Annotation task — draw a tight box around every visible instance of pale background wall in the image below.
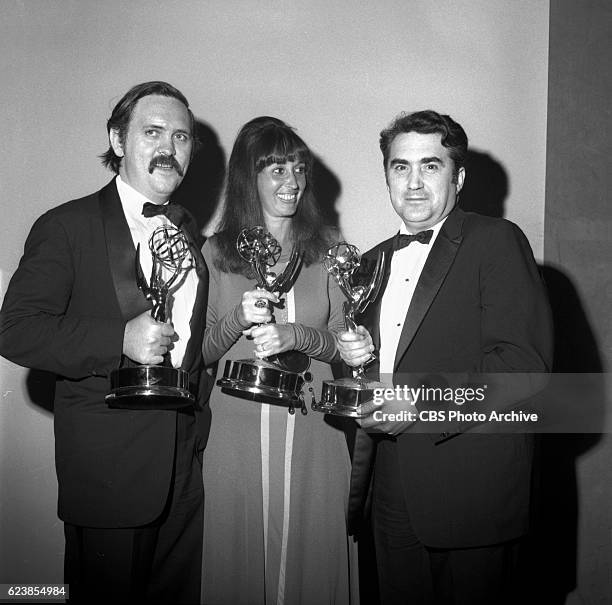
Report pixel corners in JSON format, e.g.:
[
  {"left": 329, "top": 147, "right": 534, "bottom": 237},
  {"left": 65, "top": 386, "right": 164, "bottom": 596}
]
[{"left": 1, "top": 0, "right": 550, "bottom": 592}]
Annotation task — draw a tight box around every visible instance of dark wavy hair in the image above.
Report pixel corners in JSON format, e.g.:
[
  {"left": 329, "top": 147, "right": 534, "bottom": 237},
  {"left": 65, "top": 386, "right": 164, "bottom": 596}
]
[
  {"left": 212, "top": 116, "right": 333, "bottom": 276},
  {"left": 379, "top": 110, "right": 468, "bottom": 182},
  {"left": 99, "top": 81, "right": 196, "bottom": 174}
]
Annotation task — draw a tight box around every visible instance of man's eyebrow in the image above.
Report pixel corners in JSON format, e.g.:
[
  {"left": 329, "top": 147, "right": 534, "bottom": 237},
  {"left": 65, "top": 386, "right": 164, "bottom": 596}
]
[
  {"left": 420, "top": 156, "right": 444, "bottom": 165},
  {"left": 389, "top": 156, "right": 445, "bottom": 166}
]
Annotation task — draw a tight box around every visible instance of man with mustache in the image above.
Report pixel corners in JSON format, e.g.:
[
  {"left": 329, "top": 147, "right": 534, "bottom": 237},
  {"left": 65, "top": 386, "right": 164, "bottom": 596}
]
[
  {"left": 336, "top": 110, "right": 553, "bottom": 604},
  {"left": 0, "top": 81, "right": 211, "bottom": 603}
]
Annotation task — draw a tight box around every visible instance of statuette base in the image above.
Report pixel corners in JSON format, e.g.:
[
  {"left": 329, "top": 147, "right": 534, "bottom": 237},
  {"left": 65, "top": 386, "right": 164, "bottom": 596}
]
[
  {"left": 312, "top": 377, "right": 384, "bottom": 417},
  {"left": 106, "top": 366, "right": 194, "bottom": 410}
]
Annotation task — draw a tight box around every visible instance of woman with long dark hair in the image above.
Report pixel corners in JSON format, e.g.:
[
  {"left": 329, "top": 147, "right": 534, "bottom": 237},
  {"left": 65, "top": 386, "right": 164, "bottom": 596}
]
[{"left": 201, "top": 117, "right": 358, "bottom": 604}]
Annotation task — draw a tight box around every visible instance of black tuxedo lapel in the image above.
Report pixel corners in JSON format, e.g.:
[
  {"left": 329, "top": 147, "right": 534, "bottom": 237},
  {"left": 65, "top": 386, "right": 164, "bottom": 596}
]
[
  {"left": 99, "top": 180, "right": 150, "bottom": 321},
  {"left": 393, "top": 209, "right": 464, "bottom": 371},
  {"left": 358, "top": 238, "right": 394, "bottom": 380},
  {"left": 361, "top": 238, "right": 395, "bottom": 351}
]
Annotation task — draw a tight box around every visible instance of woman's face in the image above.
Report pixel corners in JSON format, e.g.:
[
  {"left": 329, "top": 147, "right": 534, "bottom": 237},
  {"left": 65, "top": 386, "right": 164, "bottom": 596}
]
[{"left": 257, "top": 160, "right": 306, "bottom": 220}]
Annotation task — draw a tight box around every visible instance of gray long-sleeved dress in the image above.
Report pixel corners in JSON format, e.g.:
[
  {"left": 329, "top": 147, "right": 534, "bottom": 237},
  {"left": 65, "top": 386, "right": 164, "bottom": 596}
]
[{"left": 200, "top": 236, "right": 359, "bottom": 605}]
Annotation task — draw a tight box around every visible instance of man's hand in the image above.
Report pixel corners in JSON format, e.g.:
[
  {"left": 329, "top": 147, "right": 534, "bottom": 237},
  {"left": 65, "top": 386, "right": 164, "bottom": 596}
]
[
  {"left": 123, "top": 311, "right": 177, "bottom": 365},
  {"left": 358, "top": 394, "right": 416, "bottom": 436},
  {"left": 246, "top": 323, "right": 296, "bottom": 357},
  {"left": 336, "top": 325, "right": 374, "bottom": 367},
  {"left": 237, "top": 288, "right": 277, "bottom": 327}
]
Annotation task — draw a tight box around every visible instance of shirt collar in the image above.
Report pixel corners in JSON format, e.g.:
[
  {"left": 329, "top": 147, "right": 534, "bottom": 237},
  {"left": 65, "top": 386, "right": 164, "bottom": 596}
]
[{"left": 115, "top": 175, "right": 169, "bottom": 225}]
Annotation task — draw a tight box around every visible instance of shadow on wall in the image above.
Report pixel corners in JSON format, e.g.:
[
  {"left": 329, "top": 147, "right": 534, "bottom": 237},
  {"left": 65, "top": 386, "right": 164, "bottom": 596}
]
[
  {"left": 312, "top": 154, "right": 342, "bottom": 234},
  {"left": 174, "top": 120, "right": 226, "bottom": 234},
  {"left": 524, "top": 265, "right": 605, "bottom": 605},
  {"left": 458, "top": 149, "right": 509, "bottom": 218}
]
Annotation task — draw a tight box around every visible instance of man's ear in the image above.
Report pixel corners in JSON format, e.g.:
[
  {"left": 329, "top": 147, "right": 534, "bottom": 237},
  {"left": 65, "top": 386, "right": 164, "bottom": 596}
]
[
  {"left": 455, "top": 166, "right": 465, "bottom": 194},
  {"left": 109, "top": 128, "right": 124, "bottom": 158}
]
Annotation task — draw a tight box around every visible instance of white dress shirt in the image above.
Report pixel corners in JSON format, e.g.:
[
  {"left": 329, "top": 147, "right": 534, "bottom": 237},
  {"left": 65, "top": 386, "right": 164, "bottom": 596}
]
[
  {"left": 378, "top": 218, "right": 447, "bottom": 381},
  {"left": 116, "top": 176, "right": 197, "bottom": 367}
]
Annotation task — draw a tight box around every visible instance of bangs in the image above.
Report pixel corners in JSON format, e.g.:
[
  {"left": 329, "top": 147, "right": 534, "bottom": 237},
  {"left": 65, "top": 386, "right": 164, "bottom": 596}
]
[{"left": 254, "top": 128, "right": 311, "bottom": 172}]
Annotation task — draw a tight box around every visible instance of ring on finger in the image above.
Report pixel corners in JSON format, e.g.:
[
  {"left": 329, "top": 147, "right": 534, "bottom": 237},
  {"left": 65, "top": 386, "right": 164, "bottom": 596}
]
[{"left": 254, "top": 299, "right": 267, "bottom": 309}]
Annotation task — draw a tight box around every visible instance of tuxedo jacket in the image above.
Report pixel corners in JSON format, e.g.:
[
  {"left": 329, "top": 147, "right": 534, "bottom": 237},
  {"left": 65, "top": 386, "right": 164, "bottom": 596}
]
[
  {"left": 0, "top": 180, "right": 212, "bottom": 528},
  {"left": 350, "top": 208, "right": 553, "bottom": 548}
]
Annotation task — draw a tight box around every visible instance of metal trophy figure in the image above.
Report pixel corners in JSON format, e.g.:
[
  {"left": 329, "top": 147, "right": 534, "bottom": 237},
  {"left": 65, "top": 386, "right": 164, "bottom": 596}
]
[
  {"left": 106, "top": 224, "right": 195, "bottom": 409},
  {"left": 312, "top": 242, "right": 385, "bottom": 417},
  {"left": 216, "top": 226, "right": 308, "bottom": 413}
]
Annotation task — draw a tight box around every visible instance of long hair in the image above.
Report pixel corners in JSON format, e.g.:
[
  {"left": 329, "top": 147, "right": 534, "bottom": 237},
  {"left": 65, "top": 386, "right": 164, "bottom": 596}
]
[
  {"left": 379, "top": 110, "right": 468, "bottom": 182},
  {"left": 99, "top": 81, "right": 196, "bottom": 174},
  {"left": 213, "top": 116, "right": 332, "bottom": 276}
]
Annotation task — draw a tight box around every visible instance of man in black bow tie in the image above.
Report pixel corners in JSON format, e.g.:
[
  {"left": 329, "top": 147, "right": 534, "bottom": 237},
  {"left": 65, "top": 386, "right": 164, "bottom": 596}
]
[
  {"left": 0, "top": 81, "right": 211, "bottom": 603},
  {"left": 336, "top": 110, "right": 553, "bottom": 604}
]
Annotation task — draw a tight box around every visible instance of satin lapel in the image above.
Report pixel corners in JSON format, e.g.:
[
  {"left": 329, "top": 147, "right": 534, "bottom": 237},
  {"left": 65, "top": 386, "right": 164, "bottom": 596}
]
[
  {"left": 181, "top": 232, "right": 209, "bottom": 374},
  {"left": 361, "top": 237, "right": 395, "bottom": 349},
  {"left": 99, "top": 180, "right": 150, "bottom": 321},
  {"left": 358, "top": 238, "right": 394, "bottom": 380},
  {"left": 393, "top": 210, "right": 465, "bottom": 371}
]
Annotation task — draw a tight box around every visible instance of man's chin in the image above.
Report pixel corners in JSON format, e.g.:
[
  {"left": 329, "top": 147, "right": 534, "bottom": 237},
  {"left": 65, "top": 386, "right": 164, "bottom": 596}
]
[{"left": 401, "top": 214, "right": 431, "bottom": 227}]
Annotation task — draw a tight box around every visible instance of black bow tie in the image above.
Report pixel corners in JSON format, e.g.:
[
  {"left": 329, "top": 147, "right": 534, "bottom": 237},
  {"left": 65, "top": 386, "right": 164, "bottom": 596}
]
[
  {"left": 142, "top": 201, "right": 186, "bottom": 227},
  {"left": 394, "top": 230, "right": 434, "bottom": 251}
]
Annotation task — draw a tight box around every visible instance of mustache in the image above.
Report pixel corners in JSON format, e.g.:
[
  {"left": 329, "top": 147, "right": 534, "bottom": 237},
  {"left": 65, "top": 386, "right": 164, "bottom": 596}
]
[{"left": 148, "top": 154, "right": 184, "bottom": 176}]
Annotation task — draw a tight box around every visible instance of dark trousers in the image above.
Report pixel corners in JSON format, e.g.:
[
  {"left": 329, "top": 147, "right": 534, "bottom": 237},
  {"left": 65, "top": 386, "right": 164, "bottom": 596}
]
[
  {"left": 64, "top": 412, "right": 203, "bottom": 604},
  {"left": 372, "top": 442, "right": 522, "bottom": 605}
]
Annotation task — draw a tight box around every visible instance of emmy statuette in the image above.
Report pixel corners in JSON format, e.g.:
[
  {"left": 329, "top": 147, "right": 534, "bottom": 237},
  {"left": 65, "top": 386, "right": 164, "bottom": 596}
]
[
  {"left": 216, "top": 227, "right": 309, "bottom": 414},
  {"left": 106, "top": 224, "right": 195, "bottom": 410},
  {"left": 311, "top": 242, "right": 385, "bottom": 417}
]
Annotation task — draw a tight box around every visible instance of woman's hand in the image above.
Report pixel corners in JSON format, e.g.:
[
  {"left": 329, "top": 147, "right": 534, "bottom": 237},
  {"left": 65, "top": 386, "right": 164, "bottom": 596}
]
[
  {"left": 237, "top": 289, "right": 278, "bottom": 327},
  {"left": 246, "top": 323, "right": 296, "bottom": 358}
]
